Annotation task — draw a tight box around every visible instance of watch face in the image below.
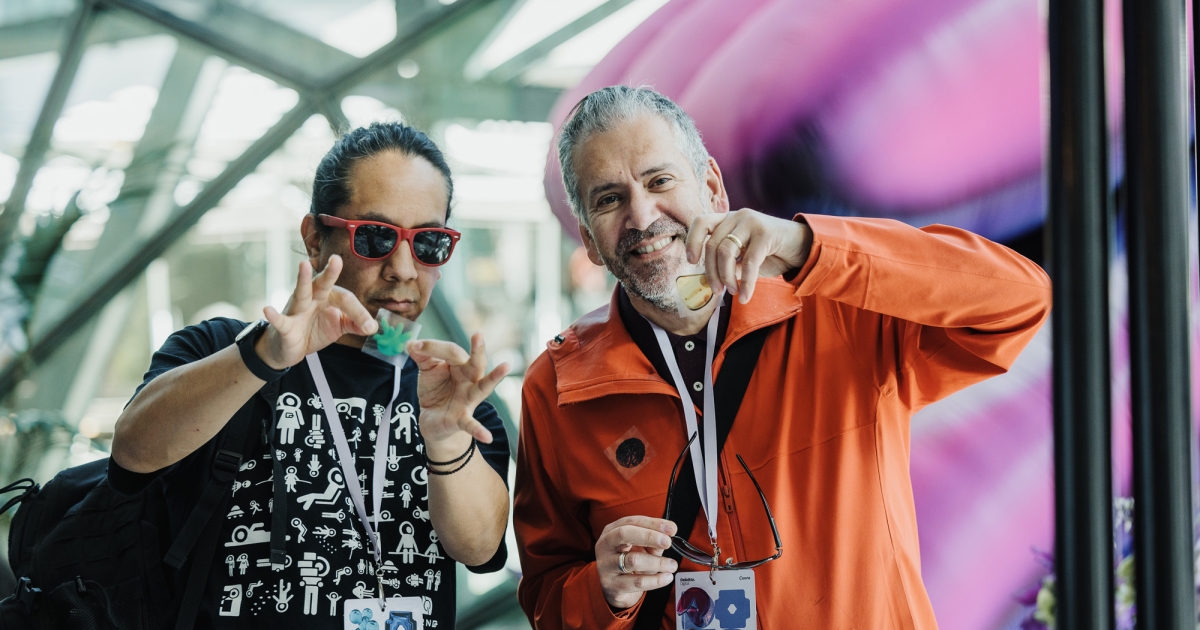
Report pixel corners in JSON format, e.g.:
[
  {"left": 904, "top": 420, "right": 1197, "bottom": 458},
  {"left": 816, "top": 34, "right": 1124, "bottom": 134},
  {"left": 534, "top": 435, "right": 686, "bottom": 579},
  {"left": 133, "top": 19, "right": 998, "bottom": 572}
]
[{"left": 235, "top": 320, "right": 262, "bottom": 343}]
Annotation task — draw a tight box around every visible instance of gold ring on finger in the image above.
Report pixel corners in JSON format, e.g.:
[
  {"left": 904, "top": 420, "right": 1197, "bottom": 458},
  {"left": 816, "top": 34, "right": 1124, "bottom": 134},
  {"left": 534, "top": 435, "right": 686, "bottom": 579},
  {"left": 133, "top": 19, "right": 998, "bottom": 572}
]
[
  {"left": 618, "top": 551, "right": 631, "bottom": 574},
  {"left": 724, "top": 233, "right": 745, "bottom": 253}
]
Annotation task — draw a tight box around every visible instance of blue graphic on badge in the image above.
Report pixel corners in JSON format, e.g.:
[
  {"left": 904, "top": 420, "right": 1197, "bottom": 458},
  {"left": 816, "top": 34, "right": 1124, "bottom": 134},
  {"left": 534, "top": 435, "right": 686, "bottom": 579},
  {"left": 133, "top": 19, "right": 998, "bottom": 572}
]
[
  {"left": 385, "top": 611, "right": 417, "bottom": 630},
  {"left": 350, "top": 607, "right": 379, "bottom": 630},
  {"left": 715, "top": 590, "right": 752, "bottom": 629}
]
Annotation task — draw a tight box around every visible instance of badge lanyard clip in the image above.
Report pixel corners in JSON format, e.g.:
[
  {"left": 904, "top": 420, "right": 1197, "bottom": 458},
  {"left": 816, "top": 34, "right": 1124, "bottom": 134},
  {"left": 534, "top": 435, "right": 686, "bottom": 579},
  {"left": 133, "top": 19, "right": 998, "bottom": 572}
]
[
  {"left": 649, "top": 293, "right": 724, "bottom": 575},
  {"left": 307, "top": 353, "right": 404, "bottom": 610}
]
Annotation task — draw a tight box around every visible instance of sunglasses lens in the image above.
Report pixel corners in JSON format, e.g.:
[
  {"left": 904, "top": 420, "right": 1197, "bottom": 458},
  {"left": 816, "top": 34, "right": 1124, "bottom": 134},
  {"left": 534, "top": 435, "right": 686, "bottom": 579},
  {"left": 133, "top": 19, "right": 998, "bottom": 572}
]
[
  {"left": 673, "top": 541, "right": 714, "bottom": 566},
  {"left": 412, "top": 230, "right": 454, "bottom": 265},
  {"left": 354, "top": 224, "right": 399, "bottom": 259}
]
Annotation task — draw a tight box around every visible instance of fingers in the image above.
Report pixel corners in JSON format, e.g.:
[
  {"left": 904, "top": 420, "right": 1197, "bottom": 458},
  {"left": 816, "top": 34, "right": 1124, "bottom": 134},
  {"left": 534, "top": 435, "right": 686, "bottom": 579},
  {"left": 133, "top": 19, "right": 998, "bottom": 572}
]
[
  {"left": 602, "top": 516, "right": 678, "bottom": 537},
  {"left": 467, "top": 334, "right": 489, "bottom": 381},
  {"left": 737, "top": 235, "right": 772, "bottom": 303},
  {"left": 685, "top": 214, "right": 723, "bottom": 265},
  {"left": 288, "top": 261, "right": 314, "bottom": 314},
  {"left": 609, "top": 570, "right": 675, "bottom": 593},
  {"left": 311, "top": 254, "right": 343, "bottom": 302},
  {"left": 705, "top": 217, "right": 744, "bottom": 296},
  {"left": 474, "top": 363, "right": 511, "bottom": 401},
  {"left": 327, "top": 287, "right": 377, "bottom": 336},
  {"left": 407, "top": 339, "right": 471, "bottom": 367},
  {"left": 613, "top": 551, "right": 678, "bottom": 576},
  {"left": 601, "top": 523, "right": 675, "bottom": 551}
]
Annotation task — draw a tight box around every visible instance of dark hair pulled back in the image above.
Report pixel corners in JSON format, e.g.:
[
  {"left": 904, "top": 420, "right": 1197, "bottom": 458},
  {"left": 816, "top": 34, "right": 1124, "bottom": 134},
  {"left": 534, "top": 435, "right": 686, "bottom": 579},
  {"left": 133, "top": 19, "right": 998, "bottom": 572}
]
[{"left": 310, "top": 121, "right": 453, "bottom": 230}]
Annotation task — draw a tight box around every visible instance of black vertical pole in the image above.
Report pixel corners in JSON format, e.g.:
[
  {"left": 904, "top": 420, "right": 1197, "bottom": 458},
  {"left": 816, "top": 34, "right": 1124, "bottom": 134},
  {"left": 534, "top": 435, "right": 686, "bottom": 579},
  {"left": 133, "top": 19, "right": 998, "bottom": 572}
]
[
  {"left": 1048, "top": 0, "right": 1115, "bottom": 626},
  {"left": 1125, "top": 0, "right": 1196, "bottom": 625}
]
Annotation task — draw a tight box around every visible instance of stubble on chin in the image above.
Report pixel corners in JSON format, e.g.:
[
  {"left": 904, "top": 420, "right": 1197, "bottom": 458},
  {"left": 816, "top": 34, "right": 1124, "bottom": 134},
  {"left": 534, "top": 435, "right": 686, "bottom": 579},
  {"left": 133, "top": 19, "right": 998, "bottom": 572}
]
[{"left": 600, "top": 249, "right": 682, "bottom": 313}]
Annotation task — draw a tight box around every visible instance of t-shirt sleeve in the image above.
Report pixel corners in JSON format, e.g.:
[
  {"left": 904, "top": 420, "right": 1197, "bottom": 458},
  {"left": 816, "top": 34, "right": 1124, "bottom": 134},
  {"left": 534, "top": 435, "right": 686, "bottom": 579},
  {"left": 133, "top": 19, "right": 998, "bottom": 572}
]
[
  {"left": 463, "top": 399, "right": 511, "bottom": 574},
  {"left": 107, "top": 318, "right": 248, "bottom": 495}
]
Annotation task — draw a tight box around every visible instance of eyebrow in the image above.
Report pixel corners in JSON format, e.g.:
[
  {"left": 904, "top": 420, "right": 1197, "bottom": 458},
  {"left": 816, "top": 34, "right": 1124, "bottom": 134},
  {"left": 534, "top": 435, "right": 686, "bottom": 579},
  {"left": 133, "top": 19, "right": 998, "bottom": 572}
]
[
  {"left": 358, "top": 211, "right": 444, "bottom": 229},
  {"left": 584, "top": 163, "right": 676, "bottom": 204}
]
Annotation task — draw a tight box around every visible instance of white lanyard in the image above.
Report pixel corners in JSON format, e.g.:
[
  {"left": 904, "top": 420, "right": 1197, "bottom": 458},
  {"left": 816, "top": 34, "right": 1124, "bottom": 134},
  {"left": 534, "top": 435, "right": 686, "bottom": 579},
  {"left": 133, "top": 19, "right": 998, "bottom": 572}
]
[
  {"left": 648, "top": 295, "right": 723, "bottom": 546},
  {"left": 306, "top": 352, "right": 402, "bottom": 602}
]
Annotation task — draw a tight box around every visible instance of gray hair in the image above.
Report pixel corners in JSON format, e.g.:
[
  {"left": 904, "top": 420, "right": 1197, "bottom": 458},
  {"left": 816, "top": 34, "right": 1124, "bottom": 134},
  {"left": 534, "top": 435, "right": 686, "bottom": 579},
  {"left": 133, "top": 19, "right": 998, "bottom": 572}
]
[{"left": 557, "top": 86, "right": 710, "bottom": 222}]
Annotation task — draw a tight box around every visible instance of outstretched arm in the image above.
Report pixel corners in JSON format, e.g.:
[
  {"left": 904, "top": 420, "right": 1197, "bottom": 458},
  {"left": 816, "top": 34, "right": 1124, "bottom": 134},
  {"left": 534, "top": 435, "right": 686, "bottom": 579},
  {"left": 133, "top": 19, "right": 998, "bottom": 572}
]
[{"left": 112, "top": 255, "right": 377, "bottom": 473}]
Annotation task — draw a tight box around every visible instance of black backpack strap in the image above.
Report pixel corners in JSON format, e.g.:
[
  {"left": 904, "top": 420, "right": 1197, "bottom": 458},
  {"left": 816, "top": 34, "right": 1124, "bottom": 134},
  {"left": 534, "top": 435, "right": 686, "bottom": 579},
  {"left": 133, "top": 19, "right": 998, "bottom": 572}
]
[
  {"left": 173, "top": 380, "right": 279, "bottom": 630},
  {"left": 163, "top": 401, "right": 257, "bottom": 571},
  {"left": 633, "top": 325, "right": 772, "bottom": 630},
  {"left": 0, "top": 479, "right": 36, "bottom": 517}
]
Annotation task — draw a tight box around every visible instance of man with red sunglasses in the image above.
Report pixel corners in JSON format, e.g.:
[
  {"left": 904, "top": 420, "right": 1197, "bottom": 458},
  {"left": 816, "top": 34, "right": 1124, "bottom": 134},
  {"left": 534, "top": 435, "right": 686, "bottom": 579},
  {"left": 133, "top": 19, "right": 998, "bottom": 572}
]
[{"left": 110, "top": 122, "right": 511, "bottom": 628}]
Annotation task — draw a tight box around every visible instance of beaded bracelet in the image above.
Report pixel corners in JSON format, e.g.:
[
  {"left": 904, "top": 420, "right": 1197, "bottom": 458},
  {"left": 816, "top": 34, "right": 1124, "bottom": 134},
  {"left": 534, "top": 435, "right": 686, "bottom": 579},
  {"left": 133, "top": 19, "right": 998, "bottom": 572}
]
[{"left": 425, "top": 439, "right": 477, "bottom": 476}]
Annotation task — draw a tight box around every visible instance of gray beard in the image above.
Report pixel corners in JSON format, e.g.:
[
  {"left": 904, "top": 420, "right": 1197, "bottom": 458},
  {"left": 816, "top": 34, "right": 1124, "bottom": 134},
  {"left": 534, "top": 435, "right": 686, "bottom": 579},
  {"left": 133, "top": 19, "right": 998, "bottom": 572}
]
[{"left": 594, "top": 217, "right": 691, "bottom": 313}]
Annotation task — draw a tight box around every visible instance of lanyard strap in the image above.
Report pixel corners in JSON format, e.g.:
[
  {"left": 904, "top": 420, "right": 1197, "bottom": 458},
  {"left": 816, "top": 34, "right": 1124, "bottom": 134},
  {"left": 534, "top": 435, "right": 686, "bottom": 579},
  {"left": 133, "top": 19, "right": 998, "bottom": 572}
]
[
  {"left": 305, "top": 353, "right": 402, "bottom": 569},
  {"left": 648, "top": 296, "right": 723, "bottom": 545}
]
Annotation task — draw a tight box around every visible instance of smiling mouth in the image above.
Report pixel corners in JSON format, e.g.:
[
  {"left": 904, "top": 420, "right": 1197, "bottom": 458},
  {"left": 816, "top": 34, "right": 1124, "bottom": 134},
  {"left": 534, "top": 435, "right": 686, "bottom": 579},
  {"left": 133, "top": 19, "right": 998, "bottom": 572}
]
[{"left": 631, "top": 235, "right": 677, "bottom": 256}]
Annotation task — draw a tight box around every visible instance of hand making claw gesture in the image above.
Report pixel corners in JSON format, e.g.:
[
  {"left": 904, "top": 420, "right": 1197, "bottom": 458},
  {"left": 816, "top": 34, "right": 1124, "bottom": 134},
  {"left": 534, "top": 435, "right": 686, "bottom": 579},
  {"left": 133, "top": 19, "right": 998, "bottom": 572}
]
[
  {"left": 406, "top": 334, "right": 511, "bottom": 449},
  {"left": 257, "top": 255, "right": 379, "bottom": 369}
]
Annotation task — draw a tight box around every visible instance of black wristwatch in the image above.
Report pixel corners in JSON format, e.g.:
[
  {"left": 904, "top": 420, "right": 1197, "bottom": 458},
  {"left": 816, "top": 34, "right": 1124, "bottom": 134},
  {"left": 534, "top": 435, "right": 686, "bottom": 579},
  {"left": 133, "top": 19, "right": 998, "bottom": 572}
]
[{"left": 235, "top": 320, "right": 290, "bottom": 382}]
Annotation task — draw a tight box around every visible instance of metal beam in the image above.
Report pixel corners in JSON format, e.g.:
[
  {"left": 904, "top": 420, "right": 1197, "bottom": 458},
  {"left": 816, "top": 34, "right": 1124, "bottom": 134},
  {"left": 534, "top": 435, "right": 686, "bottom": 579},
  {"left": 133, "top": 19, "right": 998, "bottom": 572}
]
[
  {"left": 484, "top": 0, "right": 635, "bottom": 83},
  {"left": 0, "top": 0, "right": 502, "bottom": 401},
  {"left": 98, "top": 0, "right": 323, "bottom": 95},
  {"left": 0, "top": 0, "right": 98, "bottom": 271},
  {"left": 1124, "top": 0, "right": 1195, "bottom": 624},
  {"left": 0, "top": 11, "right": 156, "bottom": 61},
  {"left": 1047, "top": 0, "right": 1113, "bottom": 626},
  {"left": 323, "top": 0, "right": 497, "bottom": 96}
]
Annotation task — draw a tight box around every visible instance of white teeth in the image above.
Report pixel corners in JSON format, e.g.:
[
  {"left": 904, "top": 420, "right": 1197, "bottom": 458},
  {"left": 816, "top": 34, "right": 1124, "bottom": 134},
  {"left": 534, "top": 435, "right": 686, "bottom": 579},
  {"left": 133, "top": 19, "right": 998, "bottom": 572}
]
[{"left": 634, "top": 236, "right": 674, "bottom": 255}]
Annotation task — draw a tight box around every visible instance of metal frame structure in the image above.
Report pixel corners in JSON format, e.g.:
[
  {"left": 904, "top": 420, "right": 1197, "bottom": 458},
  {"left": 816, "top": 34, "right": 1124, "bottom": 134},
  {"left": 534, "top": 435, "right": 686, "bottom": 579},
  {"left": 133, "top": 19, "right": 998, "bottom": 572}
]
[
  {"left": 0, "top": 0, "right": 534, "bottom": 418},
  {"left": 1123, "top": 0, "right": 1196, "bottom": 625},
  {"left": 1047, "top": 0, "right": 1114, "bottom": 626}
]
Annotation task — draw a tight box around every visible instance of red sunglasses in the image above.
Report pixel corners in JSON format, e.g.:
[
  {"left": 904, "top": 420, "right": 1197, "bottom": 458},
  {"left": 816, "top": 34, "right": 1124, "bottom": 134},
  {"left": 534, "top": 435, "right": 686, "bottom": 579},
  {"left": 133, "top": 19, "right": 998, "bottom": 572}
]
[{"left": 318, "top": 214, "right": 461, "bottom": 266}]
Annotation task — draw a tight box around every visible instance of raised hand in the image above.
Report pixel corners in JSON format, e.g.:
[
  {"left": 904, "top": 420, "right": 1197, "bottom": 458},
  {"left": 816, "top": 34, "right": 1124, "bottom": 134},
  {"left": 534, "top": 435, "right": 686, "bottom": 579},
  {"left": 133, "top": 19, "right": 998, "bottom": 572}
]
[
  {"left": 406, "top": 334, "right": 510, "bottom": 447},
  {"left": 257, "top": 255, "right": 378, "bottom": 369},
  {"left": 684, "top": 209, "right": 813, "bottom": 304}
]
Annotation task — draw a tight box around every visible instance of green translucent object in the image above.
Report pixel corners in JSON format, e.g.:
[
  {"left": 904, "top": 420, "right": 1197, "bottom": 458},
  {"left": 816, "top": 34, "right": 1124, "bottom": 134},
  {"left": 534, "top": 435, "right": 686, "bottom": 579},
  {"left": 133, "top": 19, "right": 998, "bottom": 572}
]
[{"left": 373, "top": 317, "right": 414, "bottom": 356}]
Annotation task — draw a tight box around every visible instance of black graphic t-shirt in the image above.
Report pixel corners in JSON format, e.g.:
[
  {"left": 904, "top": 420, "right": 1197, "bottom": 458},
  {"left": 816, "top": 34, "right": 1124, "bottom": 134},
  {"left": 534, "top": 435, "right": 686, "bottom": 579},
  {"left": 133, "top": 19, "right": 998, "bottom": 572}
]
[{"left": 108, "top": 318, "right": 509, "bottom": 629}]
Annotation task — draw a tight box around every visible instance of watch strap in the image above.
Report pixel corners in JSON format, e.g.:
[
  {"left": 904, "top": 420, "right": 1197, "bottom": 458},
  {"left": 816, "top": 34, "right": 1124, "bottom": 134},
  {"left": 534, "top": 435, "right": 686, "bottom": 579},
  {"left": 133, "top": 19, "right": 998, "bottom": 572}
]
[{"left": 236, "top": 320, "right": 289, "bottom": 382}]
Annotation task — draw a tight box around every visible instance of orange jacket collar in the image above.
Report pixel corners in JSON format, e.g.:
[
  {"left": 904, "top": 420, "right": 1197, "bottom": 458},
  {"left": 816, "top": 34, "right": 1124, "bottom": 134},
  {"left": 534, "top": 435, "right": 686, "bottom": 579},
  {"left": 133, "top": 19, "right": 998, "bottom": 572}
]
[{"left": 547, "top": 277, "right": 803, "bottom": 406}]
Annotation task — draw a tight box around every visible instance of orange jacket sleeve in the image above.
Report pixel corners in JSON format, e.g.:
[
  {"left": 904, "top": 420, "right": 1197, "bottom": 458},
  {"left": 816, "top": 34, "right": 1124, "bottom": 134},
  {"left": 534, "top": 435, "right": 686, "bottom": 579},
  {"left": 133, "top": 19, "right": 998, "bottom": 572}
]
[
  {"left": 791, "top": 214, "right": 1051, "bottom": 410},
  {"left": 514, "top": 379, "right": 644, "bottom": 630}
]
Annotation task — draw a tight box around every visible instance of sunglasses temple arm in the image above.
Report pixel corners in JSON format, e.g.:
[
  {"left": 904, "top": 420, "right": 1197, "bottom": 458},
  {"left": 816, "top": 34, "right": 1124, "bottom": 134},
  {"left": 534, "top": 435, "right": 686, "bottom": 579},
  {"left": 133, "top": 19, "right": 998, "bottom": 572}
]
[
  {"left": 736, "top": 454, "right": 782, "bottom": 552},
  {"left": 663, "top": 432, "right": 699, "bottom": 520}
]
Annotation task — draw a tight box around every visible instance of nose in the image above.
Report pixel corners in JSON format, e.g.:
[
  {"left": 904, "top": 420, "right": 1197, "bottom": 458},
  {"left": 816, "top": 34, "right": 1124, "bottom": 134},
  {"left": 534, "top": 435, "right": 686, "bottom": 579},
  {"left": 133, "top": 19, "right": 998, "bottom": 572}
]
[
  {"left": 625, "top": 186, "right": 662, "bottom": 232},
  {"left": 383, "top": 239, "right": 419, "bottom": 282}
]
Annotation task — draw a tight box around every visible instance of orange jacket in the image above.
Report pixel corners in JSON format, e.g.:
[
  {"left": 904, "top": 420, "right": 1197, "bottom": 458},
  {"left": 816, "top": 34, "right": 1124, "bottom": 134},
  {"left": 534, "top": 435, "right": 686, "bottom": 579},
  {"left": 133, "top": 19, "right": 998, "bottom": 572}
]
[{"left": 514, "top": 215, "right": 1051, "bottom": 629}]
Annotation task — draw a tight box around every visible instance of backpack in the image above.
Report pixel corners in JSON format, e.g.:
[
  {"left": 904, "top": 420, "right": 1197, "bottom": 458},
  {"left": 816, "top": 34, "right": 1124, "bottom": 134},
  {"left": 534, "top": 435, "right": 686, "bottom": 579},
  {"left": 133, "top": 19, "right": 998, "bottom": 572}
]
[{"left": 0, "top": 382, "right": 278, "bottom": 630}]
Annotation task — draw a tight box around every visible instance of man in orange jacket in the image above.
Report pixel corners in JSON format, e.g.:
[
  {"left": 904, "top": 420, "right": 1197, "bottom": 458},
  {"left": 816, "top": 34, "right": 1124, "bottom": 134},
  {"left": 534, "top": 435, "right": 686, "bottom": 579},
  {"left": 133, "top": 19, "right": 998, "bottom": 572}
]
[{"left": 513, "top": 86, "right": 1050, "bottom": 629}]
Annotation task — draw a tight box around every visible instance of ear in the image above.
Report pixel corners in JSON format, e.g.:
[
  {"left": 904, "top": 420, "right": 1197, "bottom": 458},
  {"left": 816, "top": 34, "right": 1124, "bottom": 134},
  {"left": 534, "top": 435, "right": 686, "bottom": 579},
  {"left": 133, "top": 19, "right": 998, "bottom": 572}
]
[
  {"left": 300, "top": 214, "right": 324, "bottom": 268},
  {"left": 578, "top": 220, "right": 605, "bottom": 267},
  {"left": 704, "top": 156, "right": 730, "bottom": 214}
]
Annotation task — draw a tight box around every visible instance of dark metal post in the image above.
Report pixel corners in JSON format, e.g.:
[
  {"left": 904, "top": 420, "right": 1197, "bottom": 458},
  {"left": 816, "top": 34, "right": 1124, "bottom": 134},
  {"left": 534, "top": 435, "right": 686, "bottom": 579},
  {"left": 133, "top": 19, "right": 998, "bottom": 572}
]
[
  {"left": 1124, "top": 0, "right": 1196, "bottom": 625},
  {"left": 1048, "top": 0, "right": 1114, "bottom": 625}
]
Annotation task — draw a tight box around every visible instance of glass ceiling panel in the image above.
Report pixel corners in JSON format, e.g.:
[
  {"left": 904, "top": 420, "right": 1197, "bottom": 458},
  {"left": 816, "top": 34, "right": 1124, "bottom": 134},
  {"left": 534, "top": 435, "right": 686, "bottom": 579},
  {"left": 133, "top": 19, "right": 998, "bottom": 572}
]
[
  {"left": 472, "top": 0, "right": 607, "bottom": 74},
  {"left": 0, "top": 0, "right": 73, "bottom": 28},
  {"left": 520, "top": 0, "right": 669, "bottom": 88},
  {"left": 241, "top": 0, "right": 396, "bottom": 58},
  {"left": 177, "top": 65, "right": 300, "bottom": 206},
  {"left": 0, "top": 51, "right": 56, "bottom": 202}
]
